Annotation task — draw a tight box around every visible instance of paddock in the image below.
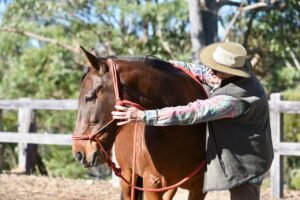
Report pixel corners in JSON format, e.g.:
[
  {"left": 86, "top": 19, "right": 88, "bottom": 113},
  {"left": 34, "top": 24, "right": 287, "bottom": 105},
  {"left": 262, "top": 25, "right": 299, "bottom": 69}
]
[{"left": 1, "top": 173, "right": 300, "bottom": 200}]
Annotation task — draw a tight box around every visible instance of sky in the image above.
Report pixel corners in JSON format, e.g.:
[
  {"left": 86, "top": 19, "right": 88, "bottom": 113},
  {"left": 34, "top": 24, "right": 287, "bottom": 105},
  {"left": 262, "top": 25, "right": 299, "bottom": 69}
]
[
  {"left": 0, "top": 1, "right": 6, "bottom": 21},
  {"left": 0, "top": 1, "right": 240, "bottom": 40}
]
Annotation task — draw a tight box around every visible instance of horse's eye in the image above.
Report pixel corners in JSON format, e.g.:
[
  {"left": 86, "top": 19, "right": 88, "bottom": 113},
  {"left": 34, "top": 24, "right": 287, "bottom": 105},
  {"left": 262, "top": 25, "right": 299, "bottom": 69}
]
[
  {"left": 84, "top": 92, "right": 97, "bottom": 103},
  {"left": 84, "top": 85, "right": 102, "bottom": 103},
  {"left": 84, "top": 95, "right": 94, "bottom": 103}
]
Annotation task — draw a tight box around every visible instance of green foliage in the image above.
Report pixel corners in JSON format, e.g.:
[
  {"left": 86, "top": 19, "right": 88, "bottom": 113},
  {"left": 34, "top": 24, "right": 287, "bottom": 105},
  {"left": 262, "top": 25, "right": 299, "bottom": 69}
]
[
  {"left": 41, "top": 145, "right": 89, "bottom": 178},
  {"left": 252, "top": 0, "right": 300, "bottom": 92},
  {"left": 283, "top": 88, "right": 300, "bottom": 189},
  {"left": 1, "top": 111, "right": 18, "bottom": 170},
  {"left": 283, "top": 88, "right": 300, "bottom": 142},
  {"left": 0, "top": 0, "right": 191, "bottom": 178},
  {"left": 226, "top": 0, "right": 300, "bottom": 92},
  {"left": 290, "top": 168, "right": 300, "bottom": 189}
]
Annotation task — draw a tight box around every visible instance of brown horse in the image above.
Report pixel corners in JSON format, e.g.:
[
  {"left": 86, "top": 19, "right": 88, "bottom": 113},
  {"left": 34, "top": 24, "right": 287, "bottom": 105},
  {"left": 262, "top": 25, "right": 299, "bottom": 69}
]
[{"left": 72, "top": 47, "right": 207, "bottom": 200}]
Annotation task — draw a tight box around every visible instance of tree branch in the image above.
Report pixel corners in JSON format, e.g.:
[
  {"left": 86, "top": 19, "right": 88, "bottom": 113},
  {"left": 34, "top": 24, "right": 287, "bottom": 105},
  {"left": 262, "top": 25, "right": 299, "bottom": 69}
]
[
  {"left": 156, "top": 23, "right": 174, "bottom": 57},
  {"left": 290, "top": 51, "right": 300, "bottom": 71},
  {"left": 221, "top": 1, "right": 279, "bottom": 42},
  {"left": 243, "top": 10, "right": 257, "bottom": 48},
  {"left": 221, "top": 6, "right": 243, "bottom": 42},
  {"left": 251, "top": 53, "right": 261, "bottom": 69},
  {"left": 243, "top": 2, "right": 269, "bottom": 12},
  {"left": 217, "top": 0, "right": 277, "bottom": 10},
  {"left": 217, "top": 0, "right": 246, "bottom": 9},
  {"left": 0, "top": 28, "right": 80, "bottom": 54}
]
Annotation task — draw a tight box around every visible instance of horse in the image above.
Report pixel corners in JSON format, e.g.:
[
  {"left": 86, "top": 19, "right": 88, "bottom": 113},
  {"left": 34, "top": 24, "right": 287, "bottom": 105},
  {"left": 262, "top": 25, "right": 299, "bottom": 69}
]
[{"left": 72, "top": 47, "right": 207, "bottom": 200}]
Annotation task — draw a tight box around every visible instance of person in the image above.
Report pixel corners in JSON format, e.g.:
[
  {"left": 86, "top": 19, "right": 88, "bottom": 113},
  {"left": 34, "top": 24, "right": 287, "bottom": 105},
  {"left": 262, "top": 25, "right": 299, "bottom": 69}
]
[{"left": 111, "top": 42, "right": 274, "bottom": 200}]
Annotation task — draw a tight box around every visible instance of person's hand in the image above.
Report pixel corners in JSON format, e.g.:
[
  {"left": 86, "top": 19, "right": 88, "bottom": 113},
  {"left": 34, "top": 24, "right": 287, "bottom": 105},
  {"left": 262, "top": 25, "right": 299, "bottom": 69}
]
[{"left": 111, "top": 105, "right": 145, "bottom": 126}]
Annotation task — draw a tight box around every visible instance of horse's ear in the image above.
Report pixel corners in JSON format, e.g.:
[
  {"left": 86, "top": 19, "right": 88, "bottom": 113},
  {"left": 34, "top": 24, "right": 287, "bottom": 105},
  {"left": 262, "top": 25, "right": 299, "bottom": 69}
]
[
  {"left": 91, "top": 48, "right": 98, "bottom": 57},
  {"left": 80, "top": 46, "right": 99, "bottom": 70}
]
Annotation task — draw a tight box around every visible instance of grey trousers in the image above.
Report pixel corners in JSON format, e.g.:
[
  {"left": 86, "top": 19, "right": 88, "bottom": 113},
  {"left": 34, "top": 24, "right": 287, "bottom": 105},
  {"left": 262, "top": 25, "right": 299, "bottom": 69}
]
[{"left": 229, "top": 182, "right": 261, "bottom": 200}]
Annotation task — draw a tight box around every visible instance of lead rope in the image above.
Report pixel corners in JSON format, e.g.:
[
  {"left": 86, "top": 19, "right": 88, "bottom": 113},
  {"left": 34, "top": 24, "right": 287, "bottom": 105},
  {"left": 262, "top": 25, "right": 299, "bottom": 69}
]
[{"left": 131, "top": 123, "right": 138, "bottom": 200}]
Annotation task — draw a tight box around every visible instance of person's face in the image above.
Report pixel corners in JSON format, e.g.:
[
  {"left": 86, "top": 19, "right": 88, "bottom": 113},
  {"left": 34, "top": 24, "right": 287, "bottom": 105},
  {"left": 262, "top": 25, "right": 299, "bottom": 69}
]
[{"left": 213, "top": 70, "right": 234, "bottom": 80}]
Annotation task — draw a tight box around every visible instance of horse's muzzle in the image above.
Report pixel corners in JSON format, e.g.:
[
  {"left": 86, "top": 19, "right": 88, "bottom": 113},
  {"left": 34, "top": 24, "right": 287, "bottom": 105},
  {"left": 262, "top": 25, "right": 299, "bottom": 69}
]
[{"left": 75, "top": 150, "right": 105, "bottom": 168}]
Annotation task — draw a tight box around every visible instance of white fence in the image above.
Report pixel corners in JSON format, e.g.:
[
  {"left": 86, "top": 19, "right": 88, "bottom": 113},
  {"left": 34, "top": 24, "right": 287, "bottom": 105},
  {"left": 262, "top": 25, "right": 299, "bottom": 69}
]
[
  {"left": 0, "top": 98, "right": 76, "bottom": 171},
  {"left": 269, "top": 93, "right": 300, "bottom": 199},
  {"left": 0, "top": 94, "right": 299, "bottom": 199}
]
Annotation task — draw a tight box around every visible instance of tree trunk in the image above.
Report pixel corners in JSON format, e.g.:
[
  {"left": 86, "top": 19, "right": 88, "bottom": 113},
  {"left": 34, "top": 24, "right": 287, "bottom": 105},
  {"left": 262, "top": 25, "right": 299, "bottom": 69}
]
[
  {"left": 202, "top": 0, "right": 218, "bottom": 44},
  {"left": 187, "top": 0, "right": 218, "bottom": 62},
  {"left": 187, "top": 0, "right": 206, "bottom": 63},
  {"left": 24, "top": 111, "right": 48, "bottom": 175}
]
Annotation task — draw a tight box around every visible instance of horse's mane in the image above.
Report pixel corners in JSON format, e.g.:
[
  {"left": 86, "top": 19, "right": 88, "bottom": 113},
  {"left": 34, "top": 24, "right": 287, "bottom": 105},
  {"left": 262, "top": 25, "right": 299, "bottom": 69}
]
[
  {"left": 81, "top": 55, "right": 182, "bottom": 81},
  {"left": 107, "top": 55, "right": 183, "bottom": 75}
]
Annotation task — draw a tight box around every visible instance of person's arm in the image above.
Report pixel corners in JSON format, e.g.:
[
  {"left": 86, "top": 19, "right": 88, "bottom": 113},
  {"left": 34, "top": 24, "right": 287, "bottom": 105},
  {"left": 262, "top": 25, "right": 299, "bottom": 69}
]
[
  {"left": 144, "top": 95, "right": 248, "bottom": 126},
  {"left": 169, "top": 60, "right": 221, "bottom": 88},
  {"left": 112, "top": 95, "right": 249, "bottom": 126}
]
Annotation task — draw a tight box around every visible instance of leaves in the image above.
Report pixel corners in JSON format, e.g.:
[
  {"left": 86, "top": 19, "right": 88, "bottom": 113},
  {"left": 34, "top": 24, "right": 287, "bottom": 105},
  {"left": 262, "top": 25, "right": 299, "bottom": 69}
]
[{"left": 0, "top": 0, "right": 191, "bottom": 178}]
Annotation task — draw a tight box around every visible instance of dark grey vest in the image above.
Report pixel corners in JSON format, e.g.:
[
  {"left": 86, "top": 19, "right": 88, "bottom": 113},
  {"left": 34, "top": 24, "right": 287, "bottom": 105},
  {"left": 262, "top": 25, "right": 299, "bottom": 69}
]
[{"left": 203, "top": 69, "right": 274, "bottom": 191}]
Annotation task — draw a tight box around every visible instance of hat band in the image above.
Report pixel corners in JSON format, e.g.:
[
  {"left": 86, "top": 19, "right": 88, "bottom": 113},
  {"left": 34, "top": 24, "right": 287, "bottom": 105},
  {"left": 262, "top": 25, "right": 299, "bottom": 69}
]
[{"left": 212, "top": 46, "right": 245, "bottom": 68}]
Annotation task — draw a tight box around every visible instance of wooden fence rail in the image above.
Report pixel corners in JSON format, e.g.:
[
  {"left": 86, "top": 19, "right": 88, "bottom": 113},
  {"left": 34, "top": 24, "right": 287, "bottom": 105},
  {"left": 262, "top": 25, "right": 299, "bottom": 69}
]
[
  {"left": 0, "top": 94, "right": 299, "bottom": 199},
  {"left": 269, "top": 93, "right": 300, "bottom": 199}
]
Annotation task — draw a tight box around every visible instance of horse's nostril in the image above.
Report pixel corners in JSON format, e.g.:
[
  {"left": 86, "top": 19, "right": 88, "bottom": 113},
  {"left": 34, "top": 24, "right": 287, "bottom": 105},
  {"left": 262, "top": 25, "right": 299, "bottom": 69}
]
[{"left": 76, "top": 152, "right": 83, "bottom": 161}]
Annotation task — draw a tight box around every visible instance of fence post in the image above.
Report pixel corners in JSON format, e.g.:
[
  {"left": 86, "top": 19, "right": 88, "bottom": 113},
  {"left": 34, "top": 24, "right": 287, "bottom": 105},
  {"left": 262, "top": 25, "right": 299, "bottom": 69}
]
[
  {"left": 270, "top": 93, "right": 284, "bottom": 199},
  {"left": 17, "top": 98, "right": 34, "bottom": 172},
  {"left": 0, "top": 110, "right": 3, "bottom": 173}
]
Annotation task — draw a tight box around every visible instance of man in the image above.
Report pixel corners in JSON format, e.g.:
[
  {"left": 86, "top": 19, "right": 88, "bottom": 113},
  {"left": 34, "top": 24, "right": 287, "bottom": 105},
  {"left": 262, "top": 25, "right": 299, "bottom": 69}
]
[{"left": 112, "top": 42, "right": 274, "bottom": 200}]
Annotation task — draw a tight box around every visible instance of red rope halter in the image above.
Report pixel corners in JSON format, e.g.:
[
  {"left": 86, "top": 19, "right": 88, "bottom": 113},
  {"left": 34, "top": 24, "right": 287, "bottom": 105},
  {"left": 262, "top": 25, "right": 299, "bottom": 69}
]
[{"left": 72, "top": 58, "right": 206, "bottom": 197}]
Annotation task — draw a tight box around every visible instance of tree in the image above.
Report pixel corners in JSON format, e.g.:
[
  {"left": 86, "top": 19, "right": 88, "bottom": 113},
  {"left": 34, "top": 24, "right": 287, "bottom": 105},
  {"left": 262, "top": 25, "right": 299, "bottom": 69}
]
[
  {"left": 187, "top": 0, "right": 217, "bottom": 62},
  {"left": 0, "top": 0, "right": 192, "bottom": 178}
]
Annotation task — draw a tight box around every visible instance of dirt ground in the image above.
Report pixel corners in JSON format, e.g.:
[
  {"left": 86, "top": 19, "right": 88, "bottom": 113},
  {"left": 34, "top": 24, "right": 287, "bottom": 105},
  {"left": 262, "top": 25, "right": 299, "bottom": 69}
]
[{"left": 0, "top": 174, "right": 300, "bottom": 200}]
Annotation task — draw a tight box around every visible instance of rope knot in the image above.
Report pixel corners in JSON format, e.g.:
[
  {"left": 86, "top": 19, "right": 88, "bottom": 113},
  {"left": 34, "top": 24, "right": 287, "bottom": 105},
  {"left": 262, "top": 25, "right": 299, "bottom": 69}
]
[
  {"left": 114, "top": 167, "right": 122, "bottom": 177},
  {"left": 88, "top": 134, "right": 95, "bottom": 140},
  {"left": 116, "top": 99, "right": 123, "bottom": 106},
  {"left": 106, "top": 159, "right": 122, "bottom": 176}
]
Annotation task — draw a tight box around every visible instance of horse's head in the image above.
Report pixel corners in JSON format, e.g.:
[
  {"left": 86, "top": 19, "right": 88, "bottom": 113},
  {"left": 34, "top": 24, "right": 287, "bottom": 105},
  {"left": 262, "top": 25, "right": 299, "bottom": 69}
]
[{"left": 72, "top": 47, "right": 117, "bottom": 167}]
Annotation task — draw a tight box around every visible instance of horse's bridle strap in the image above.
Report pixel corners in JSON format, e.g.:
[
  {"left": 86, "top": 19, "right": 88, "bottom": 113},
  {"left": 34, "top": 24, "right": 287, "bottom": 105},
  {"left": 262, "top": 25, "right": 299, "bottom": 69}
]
[{"left": 72, "top": 119, "right": 116, "bottom": 141}]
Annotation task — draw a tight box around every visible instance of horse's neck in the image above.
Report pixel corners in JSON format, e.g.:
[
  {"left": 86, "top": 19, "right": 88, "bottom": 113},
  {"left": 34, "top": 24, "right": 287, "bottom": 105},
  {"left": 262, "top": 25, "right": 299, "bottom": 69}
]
[{"left": 119, "top": 62, "right": 204, "bottom": 110}]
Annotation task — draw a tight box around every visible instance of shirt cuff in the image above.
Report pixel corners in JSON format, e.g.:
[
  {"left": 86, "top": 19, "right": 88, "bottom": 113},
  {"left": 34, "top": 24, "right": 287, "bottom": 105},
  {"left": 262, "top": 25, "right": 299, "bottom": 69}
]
[{"left": 144, "top": 110, "right": 158, "bottom": 125}]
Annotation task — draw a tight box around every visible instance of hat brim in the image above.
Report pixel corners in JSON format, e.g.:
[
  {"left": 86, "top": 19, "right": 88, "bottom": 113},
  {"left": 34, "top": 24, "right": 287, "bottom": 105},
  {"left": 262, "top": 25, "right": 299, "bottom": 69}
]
[{"left": 199, "top": 43, "right": 251, "bottom": 78}]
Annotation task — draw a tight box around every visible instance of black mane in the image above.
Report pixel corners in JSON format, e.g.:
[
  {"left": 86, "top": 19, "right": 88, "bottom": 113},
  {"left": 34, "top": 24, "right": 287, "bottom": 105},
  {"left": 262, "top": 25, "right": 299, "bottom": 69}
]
[
  {"left": 81, "top": 55, "right": 184, "bottom": 81},
  {"left": 107, "top": 55, "right": 182, "bottom": 75}
]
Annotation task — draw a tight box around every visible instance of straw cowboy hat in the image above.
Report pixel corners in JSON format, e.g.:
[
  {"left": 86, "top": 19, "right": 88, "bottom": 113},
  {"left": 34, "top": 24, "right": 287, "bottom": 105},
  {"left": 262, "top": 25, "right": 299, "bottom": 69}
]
[{"left": 199, "top": 42, "right": 251, "bottom": 78}]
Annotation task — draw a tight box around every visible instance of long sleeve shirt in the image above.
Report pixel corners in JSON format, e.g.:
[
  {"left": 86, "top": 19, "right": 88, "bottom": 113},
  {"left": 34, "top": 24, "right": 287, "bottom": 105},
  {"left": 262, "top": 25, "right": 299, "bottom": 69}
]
[
  {"left": 144, "top": 61, "right": 248, "bottom": 126},
  {"left": 170, "top": 61, "right": 221, "bottom": 89}
]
